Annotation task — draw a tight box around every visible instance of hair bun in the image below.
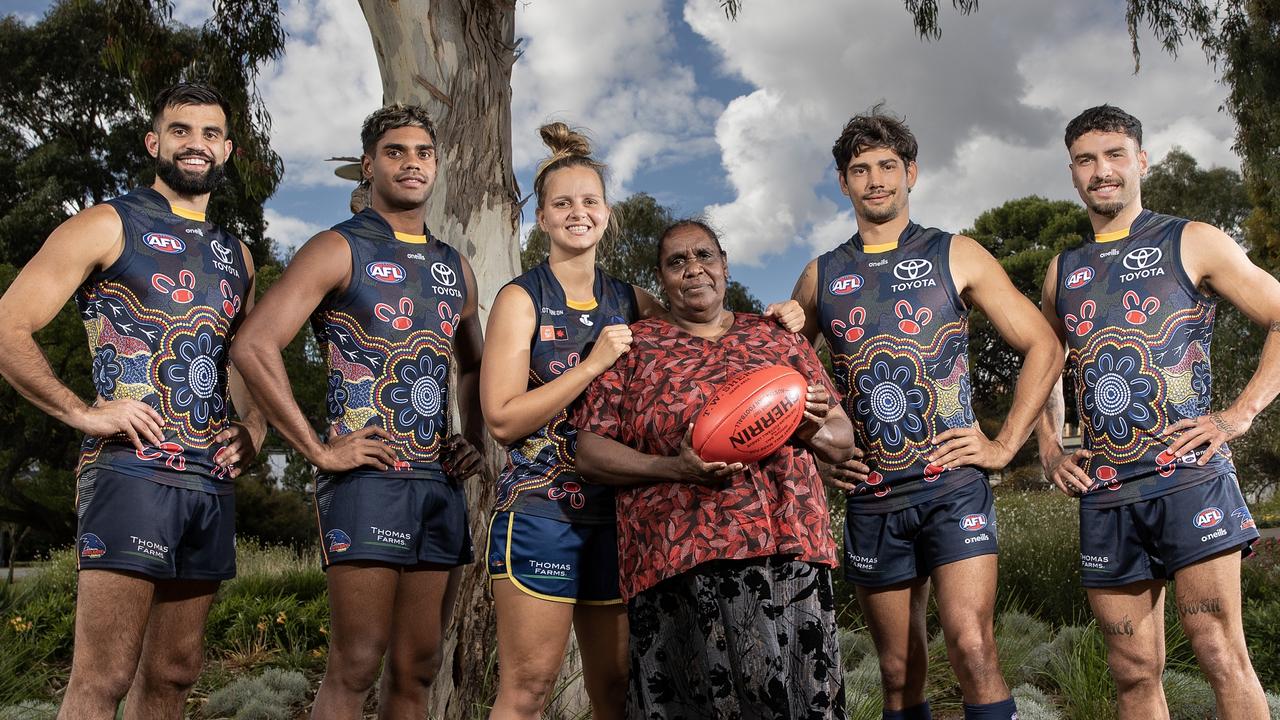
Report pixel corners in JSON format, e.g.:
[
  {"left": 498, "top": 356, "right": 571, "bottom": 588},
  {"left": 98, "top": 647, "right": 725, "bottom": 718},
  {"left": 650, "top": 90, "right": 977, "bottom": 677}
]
[{"left": 539, "top": 121, "right": 592, "bottom": 158}]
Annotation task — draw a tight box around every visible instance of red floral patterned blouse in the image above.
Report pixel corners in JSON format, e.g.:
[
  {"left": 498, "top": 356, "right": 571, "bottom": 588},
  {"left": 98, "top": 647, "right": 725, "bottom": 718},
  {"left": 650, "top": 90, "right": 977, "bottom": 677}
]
[{"left": 575, "top": 313, "right": 841, "bottom": 600}]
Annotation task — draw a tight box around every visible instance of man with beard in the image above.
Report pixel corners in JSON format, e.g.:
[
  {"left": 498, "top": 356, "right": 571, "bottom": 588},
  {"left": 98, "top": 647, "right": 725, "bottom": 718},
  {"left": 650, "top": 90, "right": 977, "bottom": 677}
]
[
  {"left": 790, "top": 107, "right": 1061, "bottom": 720},
  {"left": 0, "top": 83, "right": 264, "bottom": 719},
  {"left": 1038, "top": 105, "right": 1273, "bottom": 719},
  {"left": 230, "top": 104, "right": 484, "bottom": 719}
]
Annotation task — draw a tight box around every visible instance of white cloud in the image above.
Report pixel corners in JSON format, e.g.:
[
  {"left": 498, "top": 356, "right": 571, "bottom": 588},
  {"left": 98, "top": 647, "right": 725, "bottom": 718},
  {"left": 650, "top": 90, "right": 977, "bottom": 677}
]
[
  {"left": 684, "top": 0, "right": 1232, "bottom": 262},
  {"left": 511, "top": 0, "right": 721, "bottom": 192},
  {"left": 171, "top": 0, "right": 212, "bottom": 27},
  {"left": 258, "top": 0, "right": 382, "bottom": 188},
  {"left": 264, "top": 208, "right": 326, "bottom": 253}
]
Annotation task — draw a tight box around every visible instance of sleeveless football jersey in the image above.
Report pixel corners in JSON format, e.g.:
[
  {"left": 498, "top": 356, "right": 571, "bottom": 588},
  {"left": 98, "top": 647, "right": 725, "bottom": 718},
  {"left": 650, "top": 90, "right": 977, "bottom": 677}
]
[
  {"left": 75, "top": 187, "right": 250, "bottom": 494},
  {"left": 1055, "top": 209, "right": 1231, "bottom": 508},
  {"left": 311, "top": 209, "right": 467, "bottom": 479},
  {"left": 817, "top": 222, "right": 983, "bottom": 513},
  {"left": 494, "top": 262, "right": 638, "bottom": 523}
]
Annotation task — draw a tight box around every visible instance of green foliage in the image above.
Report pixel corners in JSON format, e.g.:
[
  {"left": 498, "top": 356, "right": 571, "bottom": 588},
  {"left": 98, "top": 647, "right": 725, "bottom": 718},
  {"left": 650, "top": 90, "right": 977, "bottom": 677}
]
[
  {"left": 522, "top": 193, "right": 764, "bottom": 313},
  {"left": 1044, "top": 623, "right": 1117, "bottom": 720},
  {"left": 202, "top": 668, "right": 308, "bottom": 720},
  {"left": 231, "top": 473, "right": 317, "bottom": 548},
  {"left": 996, "top": 611, "right": 1054, "bottom": 687},
  {"left": 1163, "top": 669, "right": 1216, "bottom": 720},
  {"left": 1218, "top": 1, "right": 1280, "bottom": 273},
  {"left": 0, "top": 700, "right": 57, "bottom": 720},
  {"left": 1010, "top": 684, "right": 1063, "bottom": 720},
  {"left": 962, "top": 196, "right": 1088, "bottom": 428},
  {"left": 992, "top": 489, "right": 1084, "bottom": 626},
  {"left": 0, "top": 0, "right": 289, "bottom": 558}
]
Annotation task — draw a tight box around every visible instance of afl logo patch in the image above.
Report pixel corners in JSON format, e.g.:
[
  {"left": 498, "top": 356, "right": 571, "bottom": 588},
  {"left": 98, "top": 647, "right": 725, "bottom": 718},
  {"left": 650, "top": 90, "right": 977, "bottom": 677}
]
[
  {"left": 1065, "top": 266, "right": 1094, "bottom": 289},
  {"left": 829, "top": 274, "right": 863, "bottom": 296},
  {"left": 367, "top": 261, "right": 406, "bottom": 284},
  {"left": 960, "top": 514, "right": 988, "bottom": 532},
  {"left": 1193, "top": 507, "right": 1223, "bottom": 529},
  {"left": 144, "top": 232, "right": 186, "bottom": 254}
]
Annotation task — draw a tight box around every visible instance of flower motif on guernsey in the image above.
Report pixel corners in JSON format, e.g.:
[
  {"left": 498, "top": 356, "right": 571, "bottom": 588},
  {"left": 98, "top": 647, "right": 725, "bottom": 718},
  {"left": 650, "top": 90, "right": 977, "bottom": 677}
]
[
  {"left": 92, "top": 346, "right": 123, "bottom": 396},
  {"left": 1081, "top": 344, "right": 1158, "bottom": 443},
  {"left": 385, "top": 352, "right": 447, "bottom": 448},
  {"left": 854, "top": 355, "right": 928, "bottom": 448},
  {"left": 159, "top": 321, "right": 225, "bottom": 428}
]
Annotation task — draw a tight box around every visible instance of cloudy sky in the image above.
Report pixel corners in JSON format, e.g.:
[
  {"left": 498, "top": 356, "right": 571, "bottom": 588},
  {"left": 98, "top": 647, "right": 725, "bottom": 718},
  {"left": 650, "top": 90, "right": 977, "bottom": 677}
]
[{"left": 13, "top": 0, "right": 1237, "bottom": 303}]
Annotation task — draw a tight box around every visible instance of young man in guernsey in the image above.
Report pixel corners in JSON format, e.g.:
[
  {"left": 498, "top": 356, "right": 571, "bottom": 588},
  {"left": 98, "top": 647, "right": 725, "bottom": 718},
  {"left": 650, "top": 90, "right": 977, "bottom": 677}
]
[
  {"left": 1037, "top": 104, "right": 1273, "bottom": 720},
  {"left": 791, "top": 108, "right": 1063, "bottom": 720},
  {"left": 0, "top": 83, "right": 264, "bottom": 720},
  {"left": 229, "top": 104, "right": 485, "bottom": 719}
]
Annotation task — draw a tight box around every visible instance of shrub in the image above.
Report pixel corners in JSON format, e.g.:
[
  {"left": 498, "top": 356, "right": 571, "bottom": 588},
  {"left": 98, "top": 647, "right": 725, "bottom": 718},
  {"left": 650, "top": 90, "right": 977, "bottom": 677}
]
[
  {"left": 1163, "top": 669, "right": 1215, "bottom": 720},
  {"left": 0, "top": 700, "right": 58, "bottom": 720},
  {"left": 202, "top": 668, "right": 308, "bottom": 719},
  {"left": 1044, "top": 623, "right": 1116, "bottom": 720},
  {"left": 1010, "top": 683, "right": 1062, "bottom": 720},
  {"left": 995, "top": 610, "right": 1053, "bottom": 687},
  {"left": 994, "top": 490, "right": 1085, "bottom": 626}
]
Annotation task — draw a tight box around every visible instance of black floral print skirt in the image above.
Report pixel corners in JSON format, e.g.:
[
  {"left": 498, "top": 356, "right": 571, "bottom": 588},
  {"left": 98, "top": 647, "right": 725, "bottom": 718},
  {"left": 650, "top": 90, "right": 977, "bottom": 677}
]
[{"left": 626, "top": 555, "right": 846, "bottom": 720}]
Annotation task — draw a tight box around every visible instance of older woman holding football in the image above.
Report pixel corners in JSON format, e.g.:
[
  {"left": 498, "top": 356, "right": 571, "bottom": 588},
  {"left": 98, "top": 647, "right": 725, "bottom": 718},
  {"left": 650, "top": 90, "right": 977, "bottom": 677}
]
[{"left": 574, "top": 219, "right": 855, "bottom": 719}]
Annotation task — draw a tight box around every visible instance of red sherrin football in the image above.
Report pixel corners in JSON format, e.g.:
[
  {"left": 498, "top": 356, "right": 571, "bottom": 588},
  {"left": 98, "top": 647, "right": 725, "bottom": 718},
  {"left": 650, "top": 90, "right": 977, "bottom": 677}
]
[{"left": 692, "top": 365, "right": 808, "bottom": 463}]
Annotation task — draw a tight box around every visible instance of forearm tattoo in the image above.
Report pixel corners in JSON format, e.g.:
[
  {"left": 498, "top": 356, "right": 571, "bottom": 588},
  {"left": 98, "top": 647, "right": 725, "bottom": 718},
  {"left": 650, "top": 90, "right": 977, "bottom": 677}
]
[
  {"left": 1270, "top": 321, "right": 1280, "bottom": 334},
  {"left": 1210, "top": 412, "right": 1236, "bottom": 435}
]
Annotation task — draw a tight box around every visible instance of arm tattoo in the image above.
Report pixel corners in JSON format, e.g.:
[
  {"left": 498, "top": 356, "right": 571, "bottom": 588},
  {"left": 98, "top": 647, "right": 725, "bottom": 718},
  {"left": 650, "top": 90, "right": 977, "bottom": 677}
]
[
  {"left": 1271, "top": 321, "right": 1280, "bottom": 334},
  {"left": 1210, "top": 412, "right": 1237, "bottom": 435}
]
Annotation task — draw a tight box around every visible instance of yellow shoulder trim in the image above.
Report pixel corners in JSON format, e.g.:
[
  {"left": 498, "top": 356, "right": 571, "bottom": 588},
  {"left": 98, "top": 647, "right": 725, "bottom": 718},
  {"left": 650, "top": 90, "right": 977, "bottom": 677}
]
[
  {"left": 1095, "top": 228, "right": 1131, "bottom": 243},
  {"left": 170, "top": 205, "right": 206, "bottom": 222},
  {"left": 863, "top": 240, "right": 899, "bottom": 253},
  {"left": 565, "top": 298, "right": 599, "bottom": 311},
  {"left": 393, "top": 231, "right": 428, "bottom": 244}
]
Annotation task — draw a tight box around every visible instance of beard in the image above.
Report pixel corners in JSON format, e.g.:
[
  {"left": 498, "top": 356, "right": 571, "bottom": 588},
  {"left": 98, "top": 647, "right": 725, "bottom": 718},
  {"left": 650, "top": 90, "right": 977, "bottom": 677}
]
[
  {"left": 1085, "top": 179, "right": 1130, "bottom": 218},
  {"left": 156, "top": 152, "right": 225, "bottom": 196}
]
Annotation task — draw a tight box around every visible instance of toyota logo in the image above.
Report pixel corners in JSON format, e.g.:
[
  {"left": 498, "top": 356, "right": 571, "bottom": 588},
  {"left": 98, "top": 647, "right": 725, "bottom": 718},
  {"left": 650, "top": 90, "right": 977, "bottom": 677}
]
[
  {"left": 1123, "top": 247, "right": 1162, "bottom": 271},
  {"left": 430, "top": 262, "right": 456, "bottom": 287},
  {"left": 211, "top": 239, "right": 234, "bottom": 264},
  {"left": 893, "top": 259, "right": 933, "bottom": 281}
]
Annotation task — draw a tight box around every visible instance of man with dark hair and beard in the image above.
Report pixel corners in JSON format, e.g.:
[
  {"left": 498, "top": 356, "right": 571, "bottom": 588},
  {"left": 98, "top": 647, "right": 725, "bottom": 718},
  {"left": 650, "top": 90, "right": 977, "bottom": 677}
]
[
  {"left": 1037, "top": 104, "right": 1274, "bottom": 719},
  {"left": 0, "top": 83, "right": 264, "bottom": 719}
]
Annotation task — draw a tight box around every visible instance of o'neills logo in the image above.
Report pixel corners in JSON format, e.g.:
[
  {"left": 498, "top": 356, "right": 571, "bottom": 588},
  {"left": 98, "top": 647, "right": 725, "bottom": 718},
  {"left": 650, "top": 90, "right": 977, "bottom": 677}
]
[
  {"left": 729, "top": 396, "right": 797, "bottom": 449},
  {"left": 1120, "top": 247, "right": 1165, "bottom": 283},
  {"left": 891, "top": 258, "right": 936, "bottom": 292}
]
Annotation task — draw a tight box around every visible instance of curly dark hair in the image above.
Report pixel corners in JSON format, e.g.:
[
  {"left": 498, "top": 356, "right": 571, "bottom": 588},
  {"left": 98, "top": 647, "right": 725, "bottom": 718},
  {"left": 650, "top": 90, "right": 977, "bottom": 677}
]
[
  {"left": 831, "top": 103, "right": 918, "bottom": 174},
  {"left": 360, "top": 104, "right": 437, "bottom": 154},
  {"left": 1064, "top": 105, "right": 1142, "bottom": 149}
]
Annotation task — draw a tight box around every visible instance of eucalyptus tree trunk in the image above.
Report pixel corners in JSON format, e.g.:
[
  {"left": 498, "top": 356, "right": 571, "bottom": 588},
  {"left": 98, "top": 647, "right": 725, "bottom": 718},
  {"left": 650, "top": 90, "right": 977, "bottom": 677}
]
[{"left": 358, "top": 3, "right": 588, "bottom": 717}]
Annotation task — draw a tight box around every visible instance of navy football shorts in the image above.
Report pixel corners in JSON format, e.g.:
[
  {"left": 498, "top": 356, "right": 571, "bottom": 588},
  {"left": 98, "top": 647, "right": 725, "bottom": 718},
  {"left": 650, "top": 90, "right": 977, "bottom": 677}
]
[
  {"left": 844, "top": 477, "right": 997, "bottom": 587},
  {"left": 76, "top": 468, "right": 235, "bottom": 581},
  {"left": 486, "top": 511, "right": 622, "bottom": 604},
  {"left": 315, "top": 472, "right": 473, "bottom": 568},
  {"left": 1078, "top": 471, "right": 1259, "bottom": 588}
]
